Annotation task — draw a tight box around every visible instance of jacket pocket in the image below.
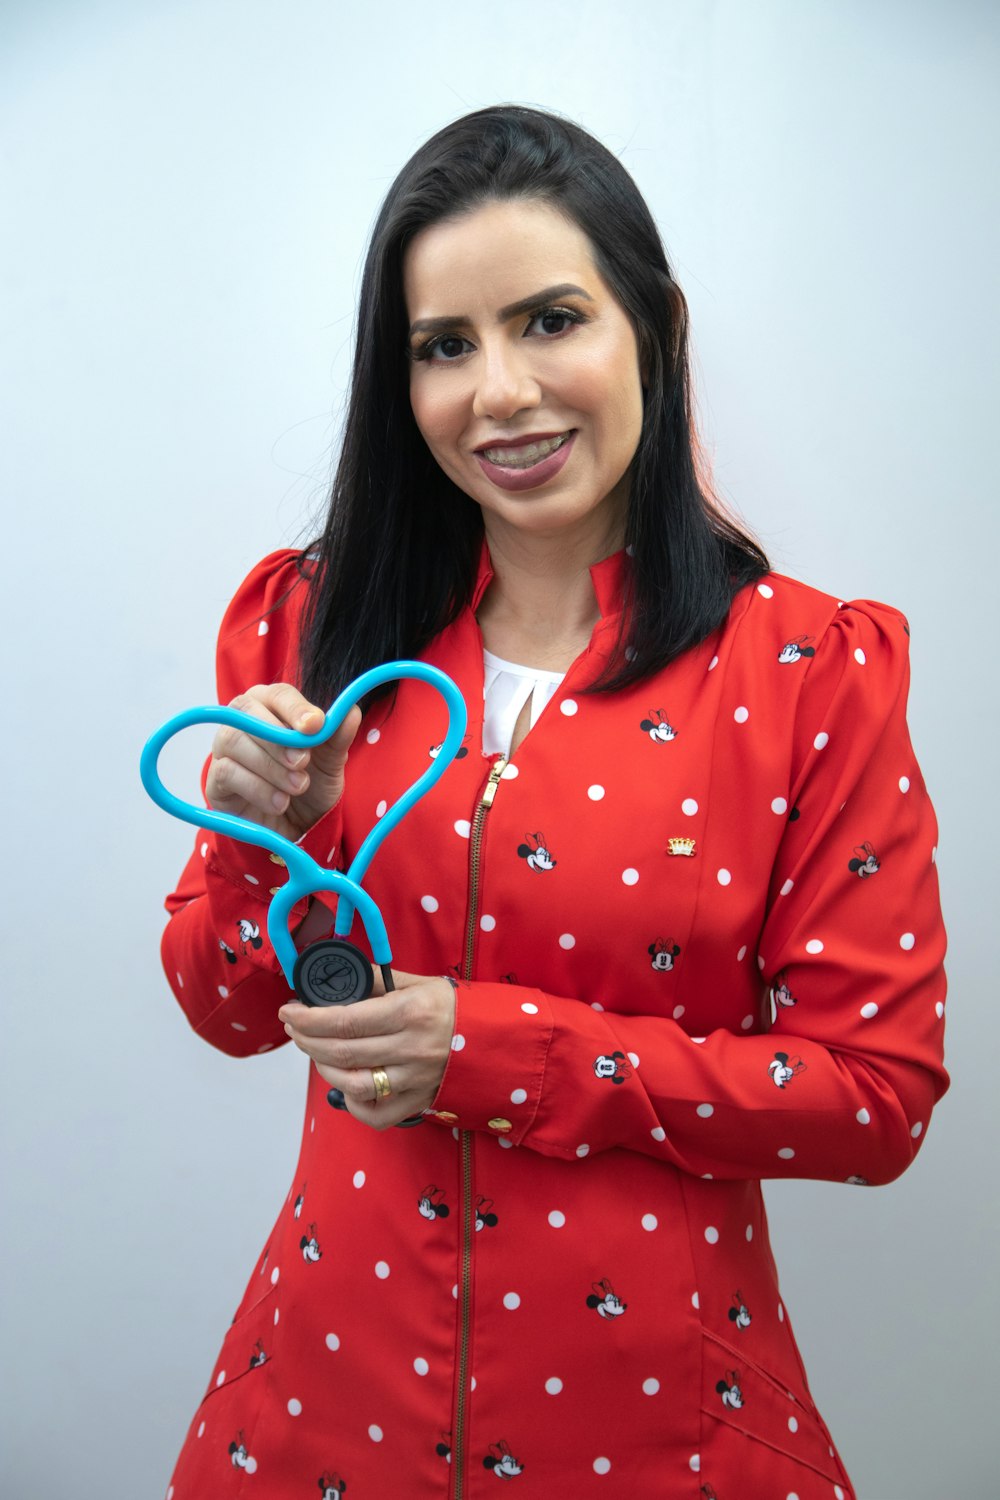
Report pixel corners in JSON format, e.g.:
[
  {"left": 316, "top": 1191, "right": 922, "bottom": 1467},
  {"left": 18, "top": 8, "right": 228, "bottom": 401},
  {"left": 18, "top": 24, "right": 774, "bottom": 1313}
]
[
  {"left": 699, "top": 1329, "right": 854, "bottom": 1493},
  {"left": 201, "top": 1281, "right": 278, "bottom": 1404}
]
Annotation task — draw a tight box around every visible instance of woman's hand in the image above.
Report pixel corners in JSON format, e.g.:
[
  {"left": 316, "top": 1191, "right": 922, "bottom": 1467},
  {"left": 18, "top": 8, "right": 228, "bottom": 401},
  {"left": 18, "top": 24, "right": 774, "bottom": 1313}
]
[
  {"left": 206, "top": 683, "right": 362, "bottom": 841},
  {"left": 278, "top": 971, "right": 457, "bottom": 1130}
]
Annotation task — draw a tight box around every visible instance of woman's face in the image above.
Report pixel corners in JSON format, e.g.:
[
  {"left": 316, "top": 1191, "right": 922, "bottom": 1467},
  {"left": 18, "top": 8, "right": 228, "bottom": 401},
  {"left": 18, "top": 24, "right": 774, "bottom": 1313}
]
[{"left": 403, "top": 198, "right": 645, "bottom": 554}]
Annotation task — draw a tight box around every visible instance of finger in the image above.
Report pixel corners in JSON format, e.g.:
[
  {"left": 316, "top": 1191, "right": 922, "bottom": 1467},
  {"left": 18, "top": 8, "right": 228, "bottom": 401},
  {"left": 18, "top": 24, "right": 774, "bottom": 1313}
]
[
  {"left": 208, "top": 738, "right": 311, "bottom": 815},
  {"left": 218, "top": 688, "right": 319, "bottom": 772},
  {"left": 279, "top": 996, "right": 408, "bottom": 1041}
]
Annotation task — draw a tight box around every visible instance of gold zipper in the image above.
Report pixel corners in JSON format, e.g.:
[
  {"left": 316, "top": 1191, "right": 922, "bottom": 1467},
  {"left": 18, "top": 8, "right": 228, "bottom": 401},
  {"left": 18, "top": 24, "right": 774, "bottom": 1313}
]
[{"left": 453, "top": 755, "right": 507, "bottom": 1500}]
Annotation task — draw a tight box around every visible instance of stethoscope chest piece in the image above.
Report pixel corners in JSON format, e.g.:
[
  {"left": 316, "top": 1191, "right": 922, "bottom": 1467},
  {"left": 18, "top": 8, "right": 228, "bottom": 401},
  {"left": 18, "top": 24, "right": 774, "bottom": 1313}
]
[{"left": 293, "top": 939, "right": 374, "bottom": 1007}]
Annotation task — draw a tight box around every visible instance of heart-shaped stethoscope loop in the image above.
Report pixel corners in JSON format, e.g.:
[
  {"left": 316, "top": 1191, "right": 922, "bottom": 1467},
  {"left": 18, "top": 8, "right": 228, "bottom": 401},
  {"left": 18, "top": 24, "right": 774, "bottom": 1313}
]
[{"left": 140, "top": 661, "right": 468, "bottom": 995}]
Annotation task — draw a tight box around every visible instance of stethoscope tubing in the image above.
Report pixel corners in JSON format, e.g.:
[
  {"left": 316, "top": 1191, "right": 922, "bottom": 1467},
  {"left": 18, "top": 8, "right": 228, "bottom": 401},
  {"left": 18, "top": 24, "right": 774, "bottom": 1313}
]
[{"left": 140, "top": 660, "right": 468, "bottom": 988}]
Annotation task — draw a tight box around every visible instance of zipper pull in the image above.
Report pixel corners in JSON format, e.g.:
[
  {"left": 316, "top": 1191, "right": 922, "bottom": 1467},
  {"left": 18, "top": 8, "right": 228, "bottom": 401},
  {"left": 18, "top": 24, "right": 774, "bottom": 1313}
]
[{"left": 481, "top": 757, "right": 507, "bottom": 808}]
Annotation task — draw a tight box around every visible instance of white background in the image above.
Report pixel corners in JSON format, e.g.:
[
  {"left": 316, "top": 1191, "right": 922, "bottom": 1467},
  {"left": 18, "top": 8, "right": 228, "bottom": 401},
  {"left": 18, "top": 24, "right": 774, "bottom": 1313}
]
[{"left": 1, "top": 1, "right": 996, "bottom": 1494}]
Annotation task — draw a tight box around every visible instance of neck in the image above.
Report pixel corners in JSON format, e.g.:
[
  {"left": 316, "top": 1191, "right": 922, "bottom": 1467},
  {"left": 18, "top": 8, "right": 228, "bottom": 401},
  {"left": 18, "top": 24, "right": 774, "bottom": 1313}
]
[{"left": 475, "top": 517, "right": 623, "bottom": 668}]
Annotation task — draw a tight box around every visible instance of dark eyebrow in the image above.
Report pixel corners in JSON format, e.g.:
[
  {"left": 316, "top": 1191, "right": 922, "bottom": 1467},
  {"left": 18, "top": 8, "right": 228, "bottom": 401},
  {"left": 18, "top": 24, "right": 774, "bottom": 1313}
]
[{"left": 407, "top": 283, "right": 594, "bottom": 340}]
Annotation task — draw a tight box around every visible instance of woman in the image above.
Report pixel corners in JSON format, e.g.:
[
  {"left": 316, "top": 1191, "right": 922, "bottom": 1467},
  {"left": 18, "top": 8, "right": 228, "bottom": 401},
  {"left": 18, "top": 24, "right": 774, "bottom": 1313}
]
[{"left": 160, "top": 106, "right": 947, "bottom": 1497}]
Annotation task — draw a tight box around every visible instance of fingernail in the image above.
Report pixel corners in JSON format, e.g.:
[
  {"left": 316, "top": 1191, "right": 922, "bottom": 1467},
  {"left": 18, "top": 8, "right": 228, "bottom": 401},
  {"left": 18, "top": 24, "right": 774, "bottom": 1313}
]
[{"left": 284, "top": 749, "right": 307, "bottom": 768}]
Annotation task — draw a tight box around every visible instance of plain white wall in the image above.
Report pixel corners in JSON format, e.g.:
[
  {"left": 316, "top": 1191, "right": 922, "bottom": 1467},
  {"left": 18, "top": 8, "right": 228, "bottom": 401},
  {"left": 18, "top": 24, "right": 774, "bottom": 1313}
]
[{"left": 2, "top": 1, "right": 995, "bottom": 1494}]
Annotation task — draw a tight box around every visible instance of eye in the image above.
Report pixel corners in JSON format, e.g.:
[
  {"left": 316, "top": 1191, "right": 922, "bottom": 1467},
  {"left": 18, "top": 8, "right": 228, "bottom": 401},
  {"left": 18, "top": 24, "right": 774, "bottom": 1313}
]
[
  {"left": 410, "top": 333, "right": 473, "bottom": 363},
  {"left": 526, "top": 306, "right": 584, "bottom": 337}
]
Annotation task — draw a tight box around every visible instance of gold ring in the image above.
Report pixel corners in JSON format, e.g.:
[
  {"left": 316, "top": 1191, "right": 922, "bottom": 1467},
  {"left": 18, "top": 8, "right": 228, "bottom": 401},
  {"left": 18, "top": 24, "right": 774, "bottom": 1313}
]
[{"left": 371, "top": 1067, "right": 392, "bottom": 1101}]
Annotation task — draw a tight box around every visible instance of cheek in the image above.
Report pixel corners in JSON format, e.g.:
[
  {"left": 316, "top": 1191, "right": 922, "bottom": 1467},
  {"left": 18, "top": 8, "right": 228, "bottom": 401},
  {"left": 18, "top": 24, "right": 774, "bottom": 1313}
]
[{"left": 409, "top": 377, "right": 461, "bottom": 453}]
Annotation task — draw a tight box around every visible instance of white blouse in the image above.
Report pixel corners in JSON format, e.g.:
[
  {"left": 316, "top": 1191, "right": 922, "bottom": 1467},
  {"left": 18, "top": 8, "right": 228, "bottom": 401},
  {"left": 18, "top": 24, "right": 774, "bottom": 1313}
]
[{"left": 482, "top": 649, "right": 566, "bottom": 758}]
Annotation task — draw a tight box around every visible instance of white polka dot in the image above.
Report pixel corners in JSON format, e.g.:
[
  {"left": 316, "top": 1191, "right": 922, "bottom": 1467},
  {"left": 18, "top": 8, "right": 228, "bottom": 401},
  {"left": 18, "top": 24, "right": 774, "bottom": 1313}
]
[
  {"left": 503, "top": 1292, "right": 521, "bottom": 1310},
  {"left": 593, "top": 1457, "right": 611, "bottom": 1475},
  {"left": 899, "top": 932, "right": 915, "bottom": 950},
  {"left": 200, "top": 841, "right": 208, "bottom": 858},
  {"left": 498, "top": 1136, "right": 513, "bottom": 1149},
  {"left": 911, "top": 1120, "right": 924, "bottom": 1138},
  {"left": 860, "top": 1001, "right": 879, "bottom": 1019},
  {"left": 197, "top": 1421, "right": 205, "bottom": 1438},
  {"left": 521, "top": 1002, "right": 539, "bottom": 1014},
  {"left": 777, "top": 1147, "right": 796, "bottom": 1160},
  {"left": 740, "top": 1014, "right": 754, "bottom": 1030},
  {"left": 218, "top": 985, "right": 230, "bottom": 999},
  {"left": 176, "top": 971, "right": 184, "bottom": 988},
  {"left": 560, "top": 698, "right": 578, "bottom": 716},
  {"left": 757, "top": 582, "right": 774, "bottom": 598},
  {"left": 704, "top": 1225, "right": 719, "bottom": 1244},
  {"left": 689, "top": 1453, "right": 701, "bottom": 1472},
  {"left": 931, "top": 845, "right": 937, "bottom": 863},
  {"left": 734, "top": 706, "right": 749, "bottom": 723},
  {"left": 287, "top": 1397, "right": 302, "bottom": 1416},
  {"left": 548, "top": 1210, "right": 566, "bottom": 1228},
  {"left": 622, "top": 867, "right": 639, "bottom": 885},
  {"left": 814, "top": 731, "right": 829, "bottom": 750},
  {"left": 708, "top": 655, "right": 719, "bottom": 671},
  {"left": 375, "top": 798, "right": 387, "bottom": 818},
  {"left": 786, "top": 1492, "right": 799, "bottom": 1500},
  {"left": 365, "top": 728, "right": 380, "bottom": 744},
  {"left": 835, "top": 1489, "right": 845, "bottom": 1500},
  {"left": 935, "top": 1001, "right": 944, "bottom": 1019},
  {"left": 758, "top": 955, "right": 766, "bottom": 969},
  {"left": 452, "top": 1284, "right": 458, "bottom": 1299},
  {"left": 256, "top": 619, "right": 269, "bottom": 636},
  {"left": 691, "top": 1290, "right": 700, "bottom": 1309},
  {"left": 641, "top": 1213, "right": 658, "bottom": 1232},
  {"left": 788, "top": 1415, "right": 798, "bottom": 1432},
  {"left": 500, "top": 762, "right": 519, "bottom": 779},
  {"left": 681, "top": 797, "right": 699, "bottom": 816},
  {"left": 746, "top": 1223, "right": 754, "bottom": 1241},
  {"left": 511, "top": 1088, "right": 528, "bottom": 1104},
  {"left": 805, "top": 938, "right": 824, "bottom": 954},
  {"left": 270, "top": 1266, "right": 280, "bottom": 1286},
  {"left": 480, "top": 913, "right": 496, "bottom": 932},
  {"left": 243, "top": 873, "right": 259, "bottom": 884},
  {"left": 274, "top": 1307, "right": 280, "bottom": 1325},
  {"left": 353, "top": 1170, "right": 366, "bottom": 1188},
  {"left": 651, "top": 1126, "right": 666, "bottom": 1142},
  {"left": 454, "top": 818, "right": 471, "bottom": 838},
  {"left": 627, "top": 1053, "right": 640, "bottom": 1070},
  {"left": 696, "top": 1103, "right": 714, "bottom": 1118},
  {"left": 414, "top": 1357, "right": 429, "bottom": 1376},
  {"left": 587, "top": 784, "right": 605, "bottom": 800},
  {"left": 558, "top": 933, "right": 576, "bottom": 949},
  {"left": 368, "top": 1424, "right": 383, "bottom": 1442},
  {"left": 853, "top": 647, "right": 866, "bottom": 665},
  {"left": 325, "top": 1332, "right": 340, "bottom": 1351},
  {"left": 229, "top": 1019, "right": 245, "bottom": 1032},
  {"left": 420, "top": 894, "right": 439, "bottom": 912},
  {"left": 450, "top": 1034, "right": 466, "bottom": 1051},
  {"left": 576, "top": 1144, "right": 590, "bottom": 1158},
  {"left": 215, "top": 1370, "right": 226, "bottom": 1386},
  {"left": 257, "top": 1042, "right": 273, "bottom": 1053},
  {"left": 673, "top": 1004, "right": 685, "bottom": 1019},
  {"left": 771, "top": 797, "right": 788, "bottom": 815},
  {"left": 737, "top": 945, "right": 747, "bottom": 961},
  {"left": 374, "top": 1261, "right": 390, "bottom": 1279},
  {"left": 899, "top": 776, "right": 910, "bottom": 793},
  {"left": 778, "top": 1301, "right": 785, "bottom": 1321},
  {"left": 545, "top": 1376, "right": 563, "bottom": 1394},
  {"left": 780, "top": 878, "right": 794, "bottom": 895},
  {"left": 591, "top": 1001, "right": 604, "bottom": 1011},
  {"left": 856, "top": 1109, "right": 871, "bottom": 1125},
  {"left": 717, "top": 868, "right": 732, "bottom": 886}
]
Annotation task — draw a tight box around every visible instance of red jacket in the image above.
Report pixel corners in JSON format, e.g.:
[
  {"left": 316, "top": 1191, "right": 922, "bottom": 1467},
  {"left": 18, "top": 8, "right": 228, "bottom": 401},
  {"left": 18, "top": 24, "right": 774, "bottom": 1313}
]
[{"left": 162, "top": 547, "right": 947, "bottom": 1499}]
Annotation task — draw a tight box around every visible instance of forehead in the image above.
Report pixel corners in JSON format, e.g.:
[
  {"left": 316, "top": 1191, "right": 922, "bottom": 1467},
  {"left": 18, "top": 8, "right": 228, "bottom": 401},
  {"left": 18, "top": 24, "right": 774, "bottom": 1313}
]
[{"left": 402, "top": 199, "right": 602, "bottom": 315}]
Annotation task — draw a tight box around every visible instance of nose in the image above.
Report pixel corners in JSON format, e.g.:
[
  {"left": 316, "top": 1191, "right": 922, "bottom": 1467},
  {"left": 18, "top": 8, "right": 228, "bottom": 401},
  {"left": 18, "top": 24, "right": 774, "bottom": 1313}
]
[{"left": 472, "top": 340, "right": 541, "bottom": 420}]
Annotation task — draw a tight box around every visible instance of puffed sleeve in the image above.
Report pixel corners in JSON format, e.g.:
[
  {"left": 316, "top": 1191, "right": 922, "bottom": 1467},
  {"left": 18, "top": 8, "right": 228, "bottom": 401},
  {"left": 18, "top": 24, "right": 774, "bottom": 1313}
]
[
  {"left": 159, "top": 550, "right": 345, "bottom": 1056},
  {"left": 430, "top": 601, "right": 949, "bottom": 1184}
]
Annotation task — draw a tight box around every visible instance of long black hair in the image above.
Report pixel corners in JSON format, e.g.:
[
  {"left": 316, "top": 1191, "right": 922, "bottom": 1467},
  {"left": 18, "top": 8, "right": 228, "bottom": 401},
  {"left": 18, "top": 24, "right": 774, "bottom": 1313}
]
[{"left": 299, "top": 104, "right": 768, "bottom": 706}]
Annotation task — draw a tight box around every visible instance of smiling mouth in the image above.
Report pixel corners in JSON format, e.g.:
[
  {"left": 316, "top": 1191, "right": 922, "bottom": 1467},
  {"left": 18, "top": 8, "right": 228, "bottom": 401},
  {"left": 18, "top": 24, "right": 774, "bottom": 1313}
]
[{"left": 478, "top": 432, "right": 573, "bottom": 469}]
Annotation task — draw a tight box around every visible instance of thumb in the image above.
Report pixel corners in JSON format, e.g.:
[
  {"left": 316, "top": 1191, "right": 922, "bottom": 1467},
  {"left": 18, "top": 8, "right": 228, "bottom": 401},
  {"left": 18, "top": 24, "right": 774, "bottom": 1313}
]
[{"left": 309, "top": 703, "right": 363, "bottom": 776}]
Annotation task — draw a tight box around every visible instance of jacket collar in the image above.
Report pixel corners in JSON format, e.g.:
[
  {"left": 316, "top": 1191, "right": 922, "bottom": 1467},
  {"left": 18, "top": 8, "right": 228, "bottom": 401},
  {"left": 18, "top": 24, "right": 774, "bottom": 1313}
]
[{"left": 470, "top": 539, "right": 628, "bottom": 619}]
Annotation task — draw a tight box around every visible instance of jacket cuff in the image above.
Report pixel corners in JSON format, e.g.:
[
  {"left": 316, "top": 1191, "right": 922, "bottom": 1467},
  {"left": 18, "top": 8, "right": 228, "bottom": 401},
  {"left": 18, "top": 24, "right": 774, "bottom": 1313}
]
[{"left": 428, "top": 981, "right": 555, "bottom": 1143}]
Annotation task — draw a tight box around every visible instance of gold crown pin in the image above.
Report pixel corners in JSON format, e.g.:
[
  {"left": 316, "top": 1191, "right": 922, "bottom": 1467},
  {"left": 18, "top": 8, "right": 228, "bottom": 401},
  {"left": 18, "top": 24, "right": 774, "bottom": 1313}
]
[{"left": 666, "top": 836, "right": 697, "bottom": 857}]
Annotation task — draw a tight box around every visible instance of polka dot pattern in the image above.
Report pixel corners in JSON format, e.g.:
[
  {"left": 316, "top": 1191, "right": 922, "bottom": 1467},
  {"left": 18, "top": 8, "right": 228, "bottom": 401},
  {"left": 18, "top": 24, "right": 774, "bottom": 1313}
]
[
  {"left": 545, "top": 1376, "right": 563, "bottom": 1394},
  {"left": 587, "top": 784, "right": 605, "bottom": 801},
  {"left": 681, "top": 797, "right": 698, "bottom": 816}
]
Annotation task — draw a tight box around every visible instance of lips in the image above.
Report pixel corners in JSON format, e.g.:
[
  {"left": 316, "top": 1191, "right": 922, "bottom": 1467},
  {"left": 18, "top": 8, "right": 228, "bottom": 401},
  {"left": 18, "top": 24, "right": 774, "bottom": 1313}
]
[{"left": 473, "top": 430, "right": 577, "bottom": 493}]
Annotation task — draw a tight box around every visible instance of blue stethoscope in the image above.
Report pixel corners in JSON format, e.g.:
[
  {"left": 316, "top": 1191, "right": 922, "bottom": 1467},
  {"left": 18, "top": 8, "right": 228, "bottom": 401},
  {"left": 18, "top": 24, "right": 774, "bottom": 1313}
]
[{"left": 141, "top": 663, "right": 468, "bottom": 1108}]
